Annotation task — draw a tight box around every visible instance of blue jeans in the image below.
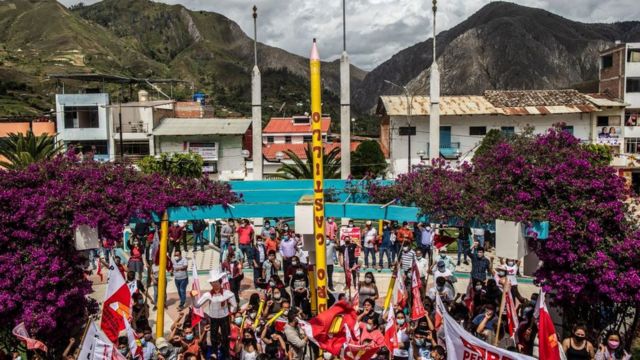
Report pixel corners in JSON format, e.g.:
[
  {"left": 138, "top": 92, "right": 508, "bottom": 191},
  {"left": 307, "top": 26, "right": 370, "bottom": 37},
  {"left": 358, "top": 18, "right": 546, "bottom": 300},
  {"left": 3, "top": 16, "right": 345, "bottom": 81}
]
[
  {"left": 193, "top": 232, "right": 205, "bottom": 251},
  {"left": 475, "top": 234, "right": 485, "bottom": 248},
  {"left": 364, "top": 247, "right": 376, "bottom": 267},
  {"left": 239, "top": 244, "right": 253, "bottom": 265},
  {"left": 175, "top": 278, "right": 188, "bottom": 307},
  {"left": 220, "top": 239, "right": 229, "bottom": 264},
  {"left": 457, "top": 239, "right": 469, "bottom": 264},
  {"left": 378, "top": 247, "right": 392, "bottom": 268}
]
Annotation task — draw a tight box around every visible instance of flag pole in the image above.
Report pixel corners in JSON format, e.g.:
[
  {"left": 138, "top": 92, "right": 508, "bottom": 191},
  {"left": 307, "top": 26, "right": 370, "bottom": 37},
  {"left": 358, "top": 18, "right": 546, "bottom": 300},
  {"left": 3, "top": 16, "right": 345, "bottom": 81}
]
[
  {"left": 494, "top": 282, "right": 508, "bottom": 346},
  {"left": 156, "top": 210, "right": 169, "bottom": 338}
]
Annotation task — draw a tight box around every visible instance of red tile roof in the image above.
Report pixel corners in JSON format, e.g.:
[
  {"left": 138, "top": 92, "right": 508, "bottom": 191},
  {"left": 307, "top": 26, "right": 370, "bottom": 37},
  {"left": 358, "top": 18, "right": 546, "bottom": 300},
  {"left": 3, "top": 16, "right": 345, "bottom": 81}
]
[
  {"left": 263, "top": 117, "right": 331, "bottom": 134},
  {"left": 263, "top": 142, "right": 360, "bottom": 161}
]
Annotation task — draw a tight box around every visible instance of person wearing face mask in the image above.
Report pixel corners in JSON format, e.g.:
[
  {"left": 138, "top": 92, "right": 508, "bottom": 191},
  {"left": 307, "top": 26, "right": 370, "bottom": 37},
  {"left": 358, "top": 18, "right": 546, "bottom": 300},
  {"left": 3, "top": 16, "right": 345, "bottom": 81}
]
[
  {"left": 473, "top": 305, "right": 497, "bottom": 338},
  {"left": 500, "top": 258, "right": 525, "bottom": 304},
  {"left": 116, "top": 338, "right": 131, "bottom": 359},
  {"left": 378, "top": 221, "right": 393, "bottom": 270},
  {"left": 457, "top": 226, "right": 472, "bottom": 266},
  {"left": 219, "top": 218, "right": 234, "bottom": 264},
  {"left": 131, "top": 292, "right": 149, "bottom": 332},
  {"left": 595, "top": 331, "right": 630, "bottom": 360},
  {"left": 562, "top": 324, "right": 594, "bottom": 360},
  {"left": 139, "top": 328, "right": 156, "bottom": 360},
  {"left": 359, "top": 316, "right": 384, "bottom": 347},
  {"left": 427, "top": 276, "right": 455, "bottom": 303},
  {"left": 261, "top": 219, "right": 276, "bottom": 239},
  {"left": 412, "top": 329, "right": 436, "bottom": 360},
  {"left": 358, "top": 271, "right": 379, "bottom": 308},
  {"left": 397, "top": 221, "right": 414, "bottom": 248},
  {"left": 126, "top": 236, "right": 145, "bottom": 281},
  {"left": 236, "top": 219, "right": 255, "bottom": 267},
  {"left": 414, "top": 249, "right": 430, "bottom": 294},
  {"left": 289, "top": 265, "right": 311, "bottom": 317},
  {"left": 341, "top": 236, "right": 360, "bottom": 289},
  {"left": 262, "top": 250, "right": 281, "bottom": 283},
  {"left": 267, "top": 287, "right": 289, "bottom": 315},
  {"left": 325, "top": 235, "right": 336, "bottom": 291},
  {"left": 155, "top": 337, "right": 179, "bottom": 360},
  {"left": 284, "top": 310, "right": 308, "bottom": 360},
  {"left": 362, "top": 220, "right": 378, "bottom": 270},
  {"left": 284, "top": 256, "right": 302, "bottom": 285},
  {"left": 260, "top": 325, "right": 287, "bottom": 360},
  {"left": 222, "top": 249, "right": 244, "bottom": 304},
  {"left": 251, "top": 236, "right": 267, "bottom": 287},
  {"left": 234, "top": 328, "right": 261, "bottom": 360},
  {"left": 418, "top": 223, "right": 434, "bottom": 265},
  {"left": 393, "top": 311, "right": 411, "bottom": 360},
  {"left": 191, "top": 219, "right": 207, "bottom": 252},
  {"left": 280, "top": 232, "right": 298, "bottom": 284},
  {"left": 466, "top": 241, "right": 493, "bottom": 287},
  {"left": 171, "top": 250, "right": 189, "bottom": 310},
  {"left": 175, "top": 326, "right": 203, "bottom": 359},
  {"left": 400, "top": 240, "right": 417, "bottom": 273}
]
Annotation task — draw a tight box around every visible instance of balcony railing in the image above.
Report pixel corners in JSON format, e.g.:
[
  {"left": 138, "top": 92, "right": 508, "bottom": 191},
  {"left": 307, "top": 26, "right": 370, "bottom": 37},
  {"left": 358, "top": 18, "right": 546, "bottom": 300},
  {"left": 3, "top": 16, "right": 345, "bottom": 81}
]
[
  {"left": 424, "top": 142, "right": 461, "bottom": 159},
  {"left": 113, "top": 122, "right": 149, "bottom": 134}
]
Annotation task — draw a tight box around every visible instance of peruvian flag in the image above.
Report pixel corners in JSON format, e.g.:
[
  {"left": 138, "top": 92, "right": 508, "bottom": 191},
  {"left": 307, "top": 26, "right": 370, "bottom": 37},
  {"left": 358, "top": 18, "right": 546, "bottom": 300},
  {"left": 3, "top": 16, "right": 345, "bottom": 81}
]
[
  {"left": 344, "top": 343, "right": 381, "bottom": 360},
  {"left": 299, "top": 300, "right": 358, "bottom": 355},
  {"left": 538, "top": 290, "right": 561, "bottom": 360},
  {"left": 101, "top": 257, "right": 131, "bottom": 343},
  {"left": 410, "top": 260, "right": 426, "bottom": 321},
  {"left": 383, "top": 308, "right": 398, "bottom": 353},
  {"left": 391, "top": 266, "right": 407, "bottom": 308},
  {"left": 124, "top": 316, "right": 143, "bottom": 359},
  {"left": 12, "top": 323, "right": 48, "bottom": 353},
  {"left": 505, "top": 283, "right": 519, "bottom": 338},
  {"left": 77, "top": 322, "right": 127, "bottom": 360},
  {"left": 434, "top": 294, "right": 445, "bottom": 330},
  {"left": 190, "top": 262, "right": 205, "bottom": 326}
]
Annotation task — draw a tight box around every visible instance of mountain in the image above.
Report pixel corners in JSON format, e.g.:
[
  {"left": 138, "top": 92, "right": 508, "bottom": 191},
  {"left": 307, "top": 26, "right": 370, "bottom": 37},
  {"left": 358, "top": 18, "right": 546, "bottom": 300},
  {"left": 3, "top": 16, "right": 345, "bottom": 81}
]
[
  {"left": 0, "top": 0, "right": 366, "bottom": 119},
  {"left": 353, "top": 1, "right": 640, "bottom": 112}
]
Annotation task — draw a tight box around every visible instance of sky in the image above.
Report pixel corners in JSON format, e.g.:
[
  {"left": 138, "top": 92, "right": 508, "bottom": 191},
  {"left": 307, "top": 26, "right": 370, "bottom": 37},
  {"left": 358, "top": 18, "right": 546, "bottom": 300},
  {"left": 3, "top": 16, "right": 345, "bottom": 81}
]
[{"left": 60, "top": 0, "right": 640, "bottom": 71}]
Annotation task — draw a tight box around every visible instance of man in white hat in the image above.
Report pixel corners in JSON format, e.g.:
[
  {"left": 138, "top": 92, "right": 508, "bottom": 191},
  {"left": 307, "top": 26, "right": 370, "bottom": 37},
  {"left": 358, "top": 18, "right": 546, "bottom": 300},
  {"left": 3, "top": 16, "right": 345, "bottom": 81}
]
[{"left": 191, "top": 268, "right": 237, "bottom": 359}]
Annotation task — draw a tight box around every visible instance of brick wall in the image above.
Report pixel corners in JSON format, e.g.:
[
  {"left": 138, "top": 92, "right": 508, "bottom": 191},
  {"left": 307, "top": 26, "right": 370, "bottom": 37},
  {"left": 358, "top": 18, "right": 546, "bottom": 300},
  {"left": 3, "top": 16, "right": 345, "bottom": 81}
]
[
  {"left": 175, "top": 102, "right": 204, "bottom": 118},
  {"left": 599, "top": 47, "right": 625, "bottom": 98}
]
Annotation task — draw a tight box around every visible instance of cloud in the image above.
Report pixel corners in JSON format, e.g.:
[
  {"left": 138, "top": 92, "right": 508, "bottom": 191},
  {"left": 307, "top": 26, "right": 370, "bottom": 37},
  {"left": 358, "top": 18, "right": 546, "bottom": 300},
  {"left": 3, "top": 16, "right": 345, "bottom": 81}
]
[{"left": 60, "top": 0, "right": 640, "bottom": 71}]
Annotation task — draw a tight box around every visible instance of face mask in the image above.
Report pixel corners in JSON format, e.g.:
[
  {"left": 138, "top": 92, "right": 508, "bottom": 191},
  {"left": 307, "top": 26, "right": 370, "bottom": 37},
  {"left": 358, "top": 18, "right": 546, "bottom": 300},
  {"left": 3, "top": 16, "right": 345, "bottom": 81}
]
[
  {"left": 498, "top": 271, "right": 506, "bottom": 277},
  {"left": 365, "top": 278, "right": 373, "bottom": 284},
  {"left": 265, "top": 224, "right": 270, "bottom": 228},
  {"left": 348, "top": 224, "right": 354, "bottom": 228},
  {"left": 475, "top": 285, "right": 483, "bottom": 291},
  {"left": 269, "top": 281, "right": 276, "bottom": 287},
  {"left": 507, "top": 261, "right": 515, "bottom": 266},
  {"left": 396, "top": 319, "right": 405, "bottom": 326},
  {"left": 366, "top": 324, "right": 374, "bottom": 331},
  {"left": 243, "top": 338, "right": 253, "bottom": 344},
  {"left": 185, "top": 334, "right": 194, "bottom": 341},
  {"left": 235, "top": 316, "right": 243, "bottom": 325},
  {"left": 138, "top": 299, "right": 144, "bottom": 304},
  {"left": 323, "top": 352, "right": 333, "bottom": 360},
  {"left": 437, "top": 266, "right": 445, "bottom": 272},
  {"left": 415, "top": 338, "right": 425, "bottom": 346},
  {"left": 574, "top": 334, "right": 585, "bottom": 341},
  {"left": 133, "top": 242, "right": 139, "bottom": 246},
  {"left": 417, "top": 256, "right": 423, "bottom": 260},
  {"left": 249, "top": 312, "right": 257, "bottom": 319},
  {"left": 608, "top": 340, "right": 620, "bottom": 349},
  {"left": 284, "top": 237, "right": 290, "bottom": 241},
  {"left": 273, "top": 294, "right": 281, "bottom": 300},
  {"left": 403, "top": 246, "right": 409, "bottom": 251},
  {"left": 292, "top": 261, "right": 298, "bottom": 266},
  {"left": 296, "top": 270, "right": 304, "bottom": 276},
  {"left": 141, "top": 339, "right": 147, "bottom": 346},
  {"left": 436, "top": 286, "right": 444, "bottom": 292},
  {"left": 524, "top": 306, "right": 533, "bottom": 314},
  {"left": 284, "top": 227, "right": 289, "bottom": 231},
  {"left": 119, "top": 348, "right": 128, "bottom": 355}
]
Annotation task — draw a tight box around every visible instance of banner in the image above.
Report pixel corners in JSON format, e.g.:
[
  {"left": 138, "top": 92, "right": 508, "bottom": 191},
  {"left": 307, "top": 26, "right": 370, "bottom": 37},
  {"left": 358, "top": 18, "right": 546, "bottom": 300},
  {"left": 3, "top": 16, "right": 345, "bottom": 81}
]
[
  {"left": 191, "top": 262, "right": 205, "bottom": 326},
  {"left": 441, "top": 296, "right": 534, "bottom": 360},
  {"left": 12, "top": 323, "right": 48, "bottom": 353},
  {"left": 383, "top": 308, "right": 398, "bottom": 354},
  {"left": 340, "top": 226, "right": 362, "bottom": 256},
  {"left": 101, "top": 257, "right": 131, "bottom": 343},
  {"left": 77, "top": 322, "right": 126, "bottom": 360},
  {"left": 411, "top": 260, "right": 426, "bottom": 321}
]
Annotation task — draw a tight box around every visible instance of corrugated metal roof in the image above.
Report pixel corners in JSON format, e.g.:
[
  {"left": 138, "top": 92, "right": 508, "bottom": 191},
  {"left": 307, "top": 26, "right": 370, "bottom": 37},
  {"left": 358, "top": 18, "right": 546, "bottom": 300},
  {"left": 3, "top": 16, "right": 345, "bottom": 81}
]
[
  {"left": 154, "top": 118, "right": 251, "bottom": 136},
  {"left": 378, "top": 95, "right": 502, "bottom": 116}
]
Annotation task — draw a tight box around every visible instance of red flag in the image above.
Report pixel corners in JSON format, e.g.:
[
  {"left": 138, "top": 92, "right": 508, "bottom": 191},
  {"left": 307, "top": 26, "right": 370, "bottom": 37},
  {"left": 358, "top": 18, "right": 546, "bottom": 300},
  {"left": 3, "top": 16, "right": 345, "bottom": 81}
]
[
  {"left": 344, "top": 247, "right": 351, "bottom": 289},
  {"left": 433, "top": 234, "right": 456, "bottom": 249},
  {"left": 299, "top": 300, "right": 358, "bottom": 355},
  {"left": 12, "top": 323, "right": 48, "bottom": 353},
  {"left": 391, "top": 266, "right": 407, "bottom": 308},
  {"left": 434, "top": 294, "right": 445, "bottom": 330},
  {"left": 190, "top": 262, "right": 205, "bottom": 326},
  {"left": 538, "top": 291, "right": 561, "bottom": 360},
  {"left": 505, "top": 285, "right": 519, "bottom": 338},
  {"left": 344, "top": 343, "right": 381, "bottom": 360},
  {"left": 410, "top": 260, "right": 426, "bottom": 321},
  {"left": 101, "top": 257, "right": 131, "bottom": 343},
  {"left": 124, "top": 316, "right": 143, "bottom": 359},
  {"left": 383, "top": 309, "right": 398, "bottom": 353},
  {"left": 97, "top": 259, "right": 104, "bottom": 282},
  {"left": 274, "top": 317, "right": 287, "bottom": 332}
]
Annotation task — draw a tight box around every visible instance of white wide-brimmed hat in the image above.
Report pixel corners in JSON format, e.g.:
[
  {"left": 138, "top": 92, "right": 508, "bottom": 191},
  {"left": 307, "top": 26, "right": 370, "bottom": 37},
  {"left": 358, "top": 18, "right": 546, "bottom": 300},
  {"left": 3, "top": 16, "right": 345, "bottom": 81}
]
[{"left": 207, "top": 268, "right": 227, "bottom": 283}]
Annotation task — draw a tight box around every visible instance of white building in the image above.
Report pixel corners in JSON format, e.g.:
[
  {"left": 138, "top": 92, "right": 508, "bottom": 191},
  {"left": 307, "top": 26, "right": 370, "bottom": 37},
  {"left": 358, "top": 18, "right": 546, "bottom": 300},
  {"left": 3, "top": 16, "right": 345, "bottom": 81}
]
[
  {"left": 377, "top": 90, "right": 626, "bottom": 177},
  {"left": 153, "top": 117, "right": 252, "bottom": 180},
  {"left": 55, "top": 92, "right": 111, "bottom": 161}
]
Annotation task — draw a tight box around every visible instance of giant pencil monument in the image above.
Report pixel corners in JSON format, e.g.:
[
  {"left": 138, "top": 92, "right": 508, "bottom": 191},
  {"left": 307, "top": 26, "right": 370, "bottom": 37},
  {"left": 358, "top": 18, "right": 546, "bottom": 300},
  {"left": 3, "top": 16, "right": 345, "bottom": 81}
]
[{"left": 310, "top": 39, "right": 328, "bottom": 313}]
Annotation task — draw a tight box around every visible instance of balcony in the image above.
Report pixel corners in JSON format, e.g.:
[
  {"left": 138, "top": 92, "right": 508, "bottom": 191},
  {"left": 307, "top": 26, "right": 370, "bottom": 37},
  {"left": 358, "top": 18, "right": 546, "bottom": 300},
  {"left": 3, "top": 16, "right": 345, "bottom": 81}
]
[
  {"left": 422, "top": 142, "right": 461, "bottom": 160},
  {"left": 113, "top": 121, "right": 149, "bottom": 134}
]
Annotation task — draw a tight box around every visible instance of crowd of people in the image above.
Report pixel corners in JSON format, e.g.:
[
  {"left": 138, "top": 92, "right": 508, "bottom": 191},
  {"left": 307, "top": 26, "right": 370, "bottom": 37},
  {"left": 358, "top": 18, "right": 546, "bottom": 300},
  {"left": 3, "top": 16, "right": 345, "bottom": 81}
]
[{"left": 74, "top": 217, "right": 633, "bottom": 360}]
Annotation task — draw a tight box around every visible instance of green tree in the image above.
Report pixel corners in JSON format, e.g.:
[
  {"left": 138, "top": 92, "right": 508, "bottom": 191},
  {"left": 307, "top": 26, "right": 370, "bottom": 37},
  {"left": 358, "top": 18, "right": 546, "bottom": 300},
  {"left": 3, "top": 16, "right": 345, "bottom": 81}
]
[
  {"left": 582, "top": 143, "right": 613, "bottom": 166},
  {"left": 351, "top": 140, "right": 387, "bottom": 179},
  {"left": 275, "top": 144, "right": 341, "bottom": 179},
  {"left": 0, "top": 131, "right": 62, "bottom": 169},
  {"left": 472, "top": 129, "right": 505, "bottom": 161},
  {"left": 137, "top": 152, "right": 203, "bottom": 178}
]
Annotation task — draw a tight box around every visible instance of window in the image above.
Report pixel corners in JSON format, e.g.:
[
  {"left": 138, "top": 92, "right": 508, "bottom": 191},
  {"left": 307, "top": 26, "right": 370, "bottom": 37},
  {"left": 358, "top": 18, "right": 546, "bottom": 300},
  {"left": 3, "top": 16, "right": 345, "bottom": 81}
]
[
  {"left": 285, "top": 136, "right": 292, "bottom": 144},
  {"left": 562, "top": 126, "right": 574, "bottom": 135},
  {"left": 626, "top": 138, "right": 640, "bottom": 154},
  {"left": 501, "top": 126, "right": 515, "bottom": 137},
  {"left": 399, "top": 126, "right": 416, "bottom": 136},
  {"left": 64, "top": 106, "right": 99, "bottom": 129},
  {"left": 626, "top": 111, "right": 640, "bottom": 126},
  {"left": 115, "top": 141, "right": 150, "bottom": 156},
  {"left": 627, "top": 78, "right": 640, "bottom": 93},
  {"left": 266, "top": 136, "right": 274, "bottom": 143},
  {"left": 597, "top": 116, "right": 609, "bottom": 127},
  {"left": 628, "top": 49, "right": 640, "bottom": 63},
  {"left": 469, "top": 126, "right": 486, "bottom": 136},
  {"left": 293, "top": 117, "right": 310, "bottom": 124},
  {"left": 602, "top": 54, "right": 613, "bottom": 68},
  {"left": 68, "top": 141, "right": 108, "bottom": 155},
  {"left": 203, "top": 161, "right": 218, "bottom": 174},
  {"left": 303, "top": 135, "right": 312, "bottom": 142}
]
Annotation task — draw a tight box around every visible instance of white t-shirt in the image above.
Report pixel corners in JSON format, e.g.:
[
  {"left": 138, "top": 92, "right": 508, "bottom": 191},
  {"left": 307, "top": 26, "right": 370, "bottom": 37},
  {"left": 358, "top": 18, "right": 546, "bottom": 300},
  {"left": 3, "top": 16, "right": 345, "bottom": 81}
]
[
  {"left": 363, "top": 228, "right": 377, "bottom": 248},
  {"left": 433, "top": 268, "right": 453, "bottom": 281},
  {"left": 393, "top": 328, "right": 410, "bottom": 357},
  {"left": 505, "top": 262, "right": 518, "bottom": 285}
]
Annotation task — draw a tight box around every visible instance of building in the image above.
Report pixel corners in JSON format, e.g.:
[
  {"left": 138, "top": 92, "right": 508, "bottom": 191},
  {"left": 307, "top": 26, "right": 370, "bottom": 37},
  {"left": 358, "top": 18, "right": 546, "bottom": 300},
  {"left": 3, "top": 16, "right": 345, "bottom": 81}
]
[
  {"left": 262, "top": 115, "right": 331, "bottom": 144},
  {"left": 377, "top": 90, "right": 626, "bottom": 177},
  {"left": 598, "top": 42, "right": 640, "bottom": 119},
  {"left": 153, "top": 117, "right": 252, "bottom": 180},
  {"left": 0, "top": 118, "right": 57, "bottom": 166},
  {"left": 55, "top": 92, "right": 111, "bottom": 161}
]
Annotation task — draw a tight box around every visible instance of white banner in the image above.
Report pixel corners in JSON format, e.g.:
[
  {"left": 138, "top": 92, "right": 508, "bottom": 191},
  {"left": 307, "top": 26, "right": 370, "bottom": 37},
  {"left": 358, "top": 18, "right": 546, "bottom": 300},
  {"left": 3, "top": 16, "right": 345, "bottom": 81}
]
[{"left": 442, "top": 305, "right": 534, "bottom": 360}]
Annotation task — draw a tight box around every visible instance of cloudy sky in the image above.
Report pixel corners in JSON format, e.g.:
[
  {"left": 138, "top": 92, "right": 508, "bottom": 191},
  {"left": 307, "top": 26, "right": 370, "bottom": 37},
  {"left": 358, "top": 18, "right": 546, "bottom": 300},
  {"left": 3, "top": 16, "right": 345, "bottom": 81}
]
[{"left": 61, "top": 0, "right": 640, "bottom": 70}]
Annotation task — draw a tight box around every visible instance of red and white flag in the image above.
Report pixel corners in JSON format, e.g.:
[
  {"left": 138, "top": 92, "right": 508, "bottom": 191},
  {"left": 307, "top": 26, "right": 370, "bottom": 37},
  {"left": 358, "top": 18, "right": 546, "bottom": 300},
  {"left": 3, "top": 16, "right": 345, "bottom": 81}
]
[
  {"left": 505, "top": 284, "right": 519, "bottom": 338},
  {"left": 12, "top": 323, "right": 48, "bottom": 353},
  {"left": 410, "top": 260, "right": 426, "bottom": 321},
  {"left": 299, "top": 300, "right": 358, "bottom": 355},
  {"left": 191, "top": 262, "right": 205, "bottom": 326},
  {"left": 391, "top": 266, "right": 407, "bottom": 308},
  {"left": 434, "top": 294, "right": 446, "bottom": 330},
  {"left": 77, "top": 322, "right": 126, "bottom": 360},
  {"left": 382, "top": 308, "right": 398, "bottom": 354},
  {"left": 538, "top": 290, "right": 562, "bottom": 360},
  {"left": 124, "top": 316, "right": 142, "bottom": 359},
  {"left": 101, "top": 257, "right": 131, "bottom": 343},
  {"left": 344, "top": 247, "right": 351, "bottom": 289}
]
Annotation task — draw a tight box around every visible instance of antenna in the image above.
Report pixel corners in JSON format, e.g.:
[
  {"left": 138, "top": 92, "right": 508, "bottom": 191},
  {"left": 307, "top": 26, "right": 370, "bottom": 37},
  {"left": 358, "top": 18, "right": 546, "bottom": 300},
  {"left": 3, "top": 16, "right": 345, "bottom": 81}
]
[
  {"left": 342, "top": 0, "right": 346, "bottom": 51},
  {"left": 432, "top": 0, "right": 437, "bottom": 64},
  {"left": 253, "top": 5, "right": 258, "bottom": 66}
]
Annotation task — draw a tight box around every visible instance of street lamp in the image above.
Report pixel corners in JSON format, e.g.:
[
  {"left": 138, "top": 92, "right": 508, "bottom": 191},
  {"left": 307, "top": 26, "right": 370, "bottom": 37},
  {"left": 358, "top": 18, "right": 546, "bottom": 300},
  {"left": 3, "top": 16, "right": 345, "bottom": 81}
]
[{"left": 384, "top": 79, "right": 414, "bottom": 172}]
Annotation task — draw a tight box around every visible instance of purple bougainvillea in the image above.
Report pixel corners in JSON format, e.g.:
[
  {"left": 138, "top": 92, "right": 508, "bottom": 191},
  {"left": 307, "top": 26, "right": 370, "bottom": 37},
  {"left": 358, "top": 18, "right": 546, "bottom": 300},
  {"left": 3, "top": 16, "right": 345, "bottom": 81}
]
[{"left": 0, "top": 152, "right": 239, "bottom": 352}]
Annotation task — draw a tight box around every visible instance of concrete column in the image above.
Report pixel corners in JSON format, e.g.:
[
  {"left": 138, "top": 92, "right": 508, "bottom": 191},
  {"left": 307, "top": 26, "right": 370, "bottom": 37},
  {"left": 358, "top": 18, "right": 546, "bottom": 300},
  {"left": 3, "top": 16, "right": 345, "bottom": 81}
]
[
  {"left": 429, "top": 63, "right": 440, "bottom": 161},
  {"left": 340, "top": 51, "right": 351, "bottom": 179},
  {"left": 252, "top": 65, "right": 263, "bottom": 180}
]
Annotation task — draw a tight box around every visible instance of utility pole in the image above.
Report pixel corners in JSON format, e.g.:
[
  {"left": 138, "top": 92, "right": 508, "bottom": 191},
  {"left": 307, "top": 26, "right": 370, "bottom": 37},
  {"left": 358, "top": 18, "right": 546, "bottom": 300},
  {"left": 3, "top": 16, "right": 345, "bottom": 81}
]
[
  {"left": 340, "top": 0, "right": 351, "bottom": 179},
  {"left": 251, "top": 5, "right": 263, "bottom": 180},
  {"left": 429, "top": 0, "right": 440, "bottom": 162}
]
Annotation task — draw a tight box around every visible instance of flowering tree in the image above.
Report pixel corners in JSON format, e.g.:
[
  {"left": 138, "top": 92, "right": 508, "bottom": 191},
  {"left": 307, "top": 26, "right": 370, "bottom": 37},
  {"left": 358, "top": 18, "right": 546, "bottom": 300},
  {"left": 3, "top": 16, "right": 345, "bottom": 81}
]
[
  {"left": 370, "top": 127, "right": 640, "bottom": 341},
  {"left": 0, "top": 152, "right": 239, "bottom": 355}
]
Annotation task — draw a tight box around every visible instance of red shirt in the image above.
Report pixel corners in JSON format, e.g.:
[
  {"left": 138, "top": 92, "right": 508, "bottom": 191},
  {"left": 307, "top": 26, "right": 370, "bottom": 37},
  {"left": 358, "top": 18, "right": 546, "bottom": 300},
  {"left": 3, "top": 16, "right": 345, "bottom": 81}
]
[
  {"left": 237, "top": 226, "right": 254, "bottom": 245},
  {"left": 265, "top": 238, "right": 278, "bottom": 253}
]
